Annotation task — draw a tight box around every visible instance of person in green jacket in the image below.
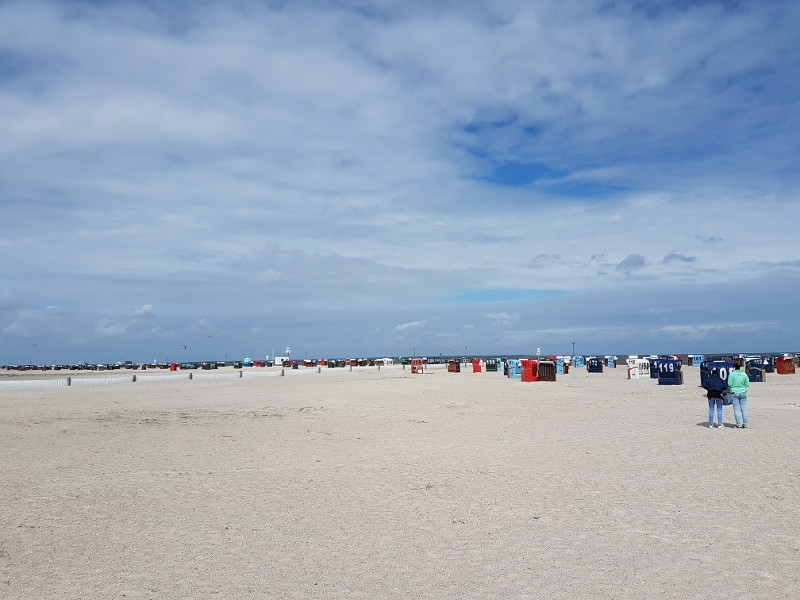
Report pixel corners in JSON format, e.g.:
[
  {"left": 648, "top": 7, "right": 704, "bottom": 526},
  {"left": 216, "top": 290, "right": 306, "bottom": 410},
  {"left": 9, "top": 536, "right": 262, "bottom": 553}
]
[{"left": 727, "top": 359, "right": 750, "bottom": 428}]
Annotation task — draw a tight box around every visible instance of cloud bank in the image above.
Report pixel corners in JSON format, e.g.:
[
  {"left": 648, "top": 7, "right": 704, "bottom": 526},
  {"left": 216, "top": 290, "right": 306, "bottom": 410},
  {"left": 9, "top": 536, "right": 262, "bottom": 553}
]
[{"left": 1, "top": 0, "right": 799, "bottom": 363}]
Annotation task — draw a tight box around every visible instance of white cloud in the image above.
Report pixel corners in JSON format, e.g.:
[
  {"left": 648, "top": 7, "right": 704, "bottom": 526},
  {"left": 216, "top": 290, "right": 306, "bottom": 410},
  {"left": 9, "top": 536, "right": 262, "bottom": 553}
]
[
  {"left": 94, "top": 319, "right": 127, "bottom": 337},
  {"left": 134, "top": 304, "right": 155, "bottom": 317},
  {"left": 1, "top": 0, "right": 798, "bottom": 362},
  {"left": 483, "top": 312, "right": 520, "bottom": 321},
  {"left": 395, "top": 320, "right": 425, "bottom": 331},
  {"left": 190, "top": 319, "right": 211, "bottom": 332},
  {"left": 651, "top": 322, "right": 777, "bottom": 340}
]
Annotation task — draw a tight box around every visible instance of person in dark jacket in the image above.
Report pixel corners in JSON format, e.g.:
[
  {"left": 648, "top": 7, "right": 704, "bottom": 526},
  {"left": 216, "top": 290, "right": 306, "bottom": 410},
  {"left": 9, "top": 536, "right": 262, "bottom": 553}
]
[{"left": 703, "top": 368, "right": 728, "bottom": 429}]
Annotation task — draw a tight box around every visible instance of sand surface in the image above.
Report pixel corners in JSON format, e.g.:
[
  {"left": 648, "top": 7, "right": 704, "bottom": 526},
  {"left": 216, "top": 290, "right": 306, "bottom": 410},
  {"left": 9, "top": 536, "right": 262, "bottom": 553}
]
[{"left": 1, "top": 365, "right": 798, "bottom": 599}]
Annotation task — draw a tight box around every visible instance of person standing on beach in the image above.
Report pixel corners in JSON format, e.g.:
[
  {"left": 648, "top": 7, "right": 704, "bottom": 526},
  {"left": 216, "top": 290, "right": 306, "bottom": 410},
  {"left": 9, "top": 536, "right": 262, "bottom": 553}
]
[
  {"left": 727, "top": 359, "right": 750, "bottom": 428},
  {"left": 703, "top": 368, "right": 728, "bottom": 428}
]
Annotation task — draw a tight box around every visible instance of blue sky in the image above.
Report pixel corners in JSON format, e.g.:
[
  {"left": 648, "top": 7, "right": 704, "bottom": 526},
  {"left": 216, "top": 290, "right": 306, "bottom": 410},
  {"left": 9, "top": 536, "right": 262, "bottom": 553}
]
[{"left": 2, "top": 0, "right": 799, "bottom": 364}]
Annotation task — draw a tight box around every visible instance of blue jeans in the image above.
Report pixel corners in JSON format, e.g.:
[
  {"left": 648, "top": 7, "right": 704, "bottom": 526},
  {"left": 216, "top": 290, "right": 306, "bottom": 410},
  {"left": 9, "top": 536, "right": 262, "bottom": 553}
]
[
  {"left": 707, "top": 397, "right": 723, "bottom": 426},
  {"left": 731, "top": 392, "right": 748, "bottom": 425}
]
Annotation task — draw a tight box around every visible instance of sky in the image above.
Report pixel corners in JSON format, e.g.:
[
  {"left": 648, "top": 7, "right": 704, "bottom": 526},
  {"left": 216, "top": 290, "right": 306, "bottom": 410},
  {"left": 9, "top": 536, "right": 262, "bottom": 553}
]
[{"left": 2, "top": 0, "right": 799, "bottom": 365}]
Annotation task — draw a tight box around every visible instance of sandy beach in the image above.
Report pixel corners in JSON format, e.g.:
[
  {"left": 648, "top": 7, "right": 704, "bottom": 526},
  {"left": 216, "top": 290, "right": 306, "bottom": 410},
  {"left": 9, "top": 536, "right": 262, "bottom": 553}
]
[{"left": 1, "top": 364, "right": 798, "bottom": 599}]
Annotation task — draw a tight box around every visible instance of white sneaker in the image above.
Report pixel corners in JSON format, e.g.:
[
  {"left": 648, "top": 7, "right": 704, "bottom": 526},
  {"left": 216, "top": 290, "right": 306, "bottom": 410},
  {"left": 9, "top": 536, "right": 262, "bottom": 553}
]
[
  {"left": 717, "top": 424, "right": 723, "bottom": 429},
  {"left": 708, "top": 423, "right": 713, "bottom": 428}
]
